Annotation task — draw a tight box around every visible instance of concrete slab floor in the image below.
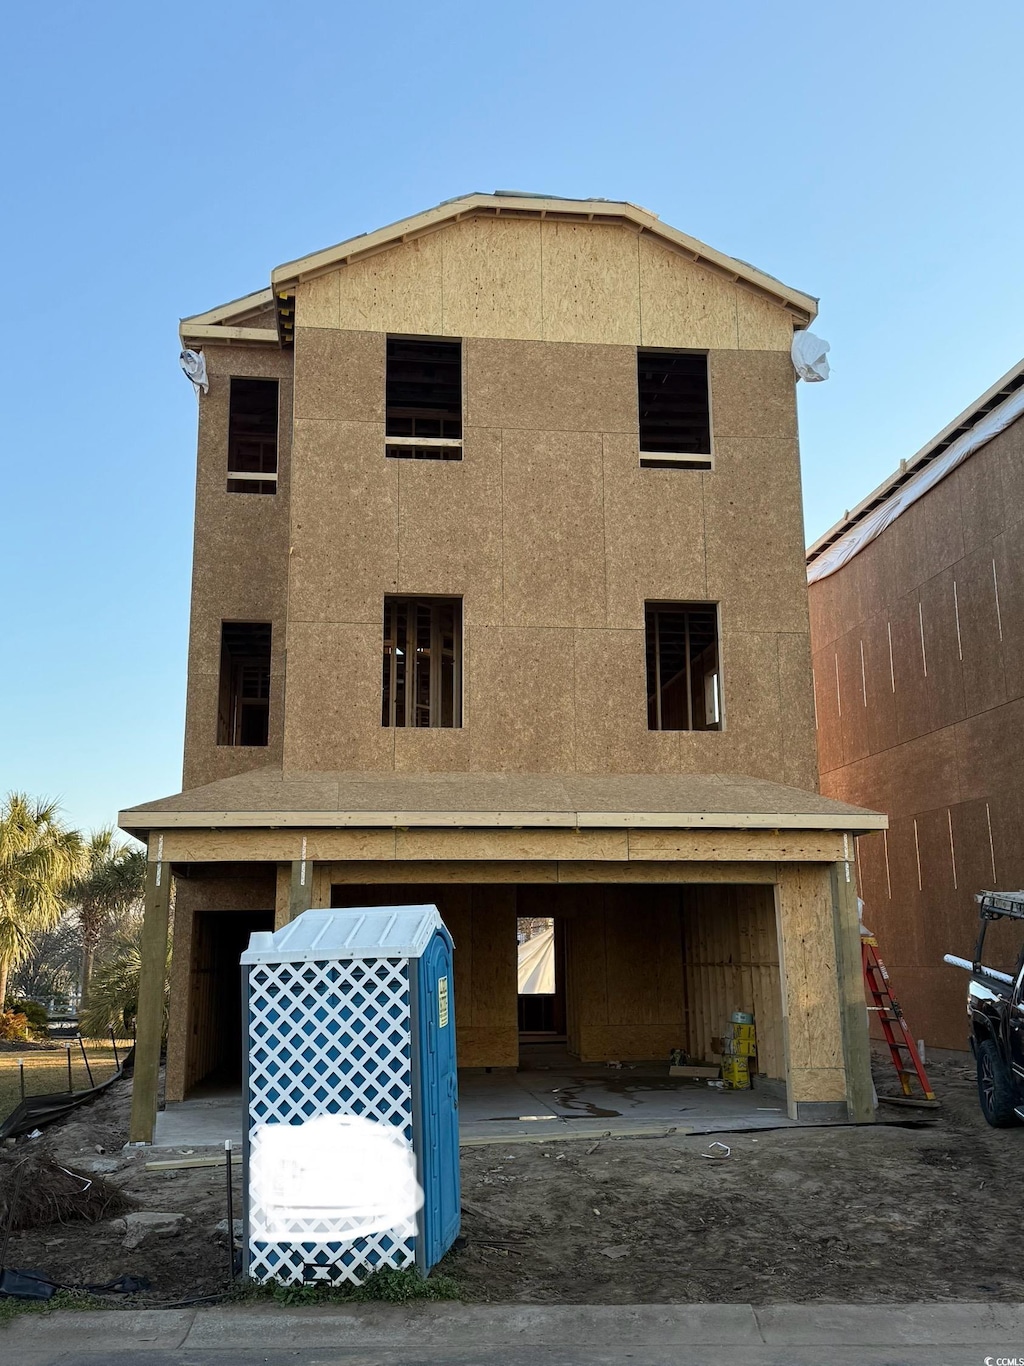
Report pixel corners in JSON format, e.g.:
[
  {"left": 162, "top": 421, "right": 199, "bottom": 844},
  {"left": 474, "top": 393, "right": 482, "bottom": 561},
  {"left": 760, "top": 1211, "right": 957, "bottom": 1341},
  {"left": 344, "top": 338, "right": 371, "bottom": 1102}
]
[{"left": 151, "top": 1065, "right": 795, "bottom": 1149}]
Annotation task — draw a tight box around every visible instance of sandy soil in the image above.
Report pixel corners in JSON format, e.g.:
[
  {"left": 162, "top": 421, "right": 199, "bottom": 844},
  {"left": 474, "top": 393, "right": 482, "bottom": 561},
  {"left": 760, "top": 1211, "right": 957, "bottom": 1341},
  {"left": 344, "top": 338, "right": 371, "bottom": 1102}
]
[{"left": 1, "top": 1054, "right": 1021, "bottom": 1306}]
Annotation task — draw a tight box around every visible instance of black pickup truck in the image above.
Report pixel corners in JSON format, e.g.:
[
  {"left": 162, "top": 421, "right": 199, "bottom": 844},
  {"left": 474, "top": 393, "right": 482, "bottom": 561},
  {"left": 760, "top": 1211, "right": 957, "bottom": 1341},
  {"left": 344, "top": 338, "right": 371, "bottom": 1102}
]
[{"left": 946, "top": 891, "right": 1024, "bottom": 1127}]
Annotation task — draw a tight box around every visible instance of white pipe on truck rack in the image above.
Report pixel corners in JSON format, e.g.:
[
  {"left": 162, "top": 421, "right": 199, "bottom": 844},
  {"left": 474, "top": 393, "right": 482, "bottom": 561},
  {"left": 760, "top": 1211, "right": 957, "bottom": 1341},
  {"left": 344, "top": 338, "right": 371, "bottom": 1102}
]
[{"left": 943, "top": 954, "right": 1015, "bottom": 984}]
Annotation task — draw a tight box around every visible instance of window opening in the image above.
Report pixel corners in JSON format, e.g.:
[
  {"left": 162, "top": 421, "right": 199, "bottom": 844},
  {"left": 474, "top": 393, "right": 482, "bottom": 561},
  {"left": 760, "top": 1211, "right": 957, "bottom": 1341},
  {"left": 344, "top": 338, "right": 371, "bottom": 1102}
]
[
  {"left": 385, "top": 338, "right": 462, "bottom": 460},
  {"left": 645, "top": 603, "right": 721, "bottom": 730},
  {"left": 637, "top": 350, "right": 711, "bottom": 469},
  {"left": 227, "top": 378, "right": 278, "bottom": 493},
  {"left": 382, "top": 597, "right": 462, "bottom": 727},
  {"left": 218, "top": 622, "right": 271, "bottom": 745}
]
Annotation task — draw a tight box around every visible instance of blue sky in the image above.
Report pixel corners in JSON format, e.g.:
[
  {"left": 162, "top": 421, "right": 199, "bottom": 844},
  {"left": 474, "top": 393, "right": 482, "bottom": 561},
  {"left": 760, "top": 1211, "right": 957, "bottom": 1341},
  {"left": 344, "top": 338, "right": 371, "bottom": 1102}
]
[{"left": 2, "top": 2, "right": 1021, "bottom": 835}]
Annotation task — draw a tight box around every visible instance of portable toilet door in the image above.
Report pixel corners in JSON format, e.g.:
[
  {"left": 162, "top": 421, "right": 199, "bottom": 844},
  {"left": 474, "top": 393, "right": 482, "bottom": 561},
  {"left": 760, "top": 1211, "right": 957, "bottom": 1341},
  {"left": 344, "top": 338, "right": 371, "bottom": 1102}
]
[
  {"left": 413, "top": 927, "right": 461, "bottom": 1269},
  {"left": 241, "top": 904, "right": 460, "bottom": 1285}
]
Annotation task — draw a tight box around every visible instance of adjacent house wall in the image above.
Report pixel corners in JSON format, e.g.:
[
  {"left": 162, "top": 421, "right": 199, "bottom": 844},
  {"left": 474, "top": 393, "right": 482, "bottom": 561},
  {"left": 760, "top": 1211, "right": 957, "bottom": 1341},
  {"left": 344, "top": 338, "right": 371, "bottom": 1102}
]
[{"left": 809, "top": 412, "right": 1024, "bottom": 1047}]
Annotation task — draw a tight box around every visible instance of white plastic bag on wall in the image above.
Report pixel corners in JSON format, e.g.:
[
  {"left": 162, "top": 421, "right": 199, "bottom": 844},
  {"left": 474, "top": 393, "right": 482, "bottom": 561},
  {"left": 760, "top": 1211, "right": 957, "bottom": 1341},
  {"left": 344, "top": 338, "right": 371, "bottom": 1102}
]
[
  {"left": 792, "top": 331, "right": 830, "bottom": 382},
  {"left": 180, "top": 348, "right": 209, "bottom": 396}
]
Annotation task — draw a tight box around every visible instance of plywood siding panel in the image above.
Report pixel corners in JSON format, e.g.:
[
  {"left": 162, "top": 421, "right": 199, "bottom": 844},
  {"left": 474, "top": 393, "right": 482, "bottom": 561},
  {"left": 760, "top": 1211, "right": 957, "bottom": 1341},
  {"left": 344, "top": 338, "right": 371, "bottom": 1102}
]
[
  {"left": 812, "top": 648, "right": 843, "bottom": 778},
  {"left": 890, "top": 476, "right": 965, "bottom": 600},
  {"left": 716, "top": 631, "right": 783, "bottom": 779},
  {"left": 465, "top": 338, "right": 636, "bottom": 433},
  {"left": 573, "top": 629, "right": 681, "bottom": 775},
  {"left": 957, "top": 438, "right": 1006, "bottom": 555},
  {"left": 441, "top": 217, "right": 543, "bottom": 340},
  {"left": 287, "top": 419, "right": 398, "bottom": 624},
  {"left": 704, "top": 438, "right": 808, "bottom": 635},
  {"left": 777, "top": 631, "right": 820, "bottom": 791},
  {"left": 639, "top": 235, "right": 738, "bottom": 349},
  {"left": 467, "top": 626, "right": 577, "bottom": 771},
  {"left": 397, "top": 426, "right": 503, "bottom": 624},
  {"left": 709, "top": 351, "right": 798, "bottom": 440},
  {"left": 500, "top": 429, "right": 606, "bottom": 628},
  {"left": 774, "top": 865, "right": 844, "bottom": 1091},
  {"left": 957, "top": 548, "right": 1006, "bottom": 715},
  {"left": 736, "top": 290, "right": 797, "bottom": 350},
  {"left": 296, "top": 274, "right": 340, "bottom": 329},
  {"left": 541, "top": 221, "right": 641, "bottom": 344},
  {"left": 601, "top": 433, "right": 707, "bottom": 630},
  {"left": 283, "top": 620, "right": 395, "bottom": 771},
  {"left": 292, "top": 329, "right": 384, "bottom": 423},
  {"left": 335, "top": 233, "right": 444, "bottom": 334}
]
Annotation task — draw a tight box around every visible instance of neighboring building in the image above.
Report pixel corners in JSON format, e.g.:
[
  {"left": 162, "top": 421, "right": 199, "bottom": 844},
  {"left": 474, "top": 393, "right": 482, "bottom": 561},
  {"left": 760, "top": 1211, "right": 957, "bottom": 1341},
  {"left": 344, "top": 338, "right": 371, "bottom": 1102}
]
[
  {"left": 807, "top": 360, "right": 1024, "bottom": 1048},
  {"left": 119, "top": 192, "right": 883, "bottom": 1141}
]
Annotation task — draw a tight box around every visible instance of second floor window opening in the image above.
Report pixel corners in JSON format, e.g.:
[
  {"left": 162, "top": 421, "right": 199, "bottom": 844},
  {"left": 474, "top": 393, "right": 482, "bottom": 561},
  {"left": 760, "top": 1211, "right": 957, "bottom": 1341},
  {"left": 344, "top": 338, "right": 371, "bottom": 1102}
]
[
  {"left": 227, "top": 378, "right": 279, "bottom": 493},
  {"left": 385, "top": 338, "right": 463, "bottom": 461},
  {"left": 638, "top": 350, "right": 712, "bottom": 470},
  {"left": 382, "top": 597, "right": 462, "bottom": 727},
  {"left": 646, "top": 603, "right": 722, "bottom": 731},
  {"left": 218, "top": 621, "right": 272, "bottom": 746}
]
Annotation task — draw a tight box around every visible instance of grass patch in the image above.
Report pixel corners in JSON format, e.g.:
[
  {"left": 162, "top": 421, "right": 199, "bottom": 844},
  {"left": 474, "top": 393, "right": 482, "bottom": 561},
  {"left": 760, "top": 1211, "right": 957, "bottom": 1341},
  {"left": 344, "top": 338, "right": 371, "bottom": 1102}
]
[
  {"left": 232, "top": 1266, "right": 462, "bottom": 1306},
  {"left": 0, "top": 1289, "right": 109, "bottom": 1328},
  {"left": 0, "top": 1041, "right": 130, "bottom": 1123}
]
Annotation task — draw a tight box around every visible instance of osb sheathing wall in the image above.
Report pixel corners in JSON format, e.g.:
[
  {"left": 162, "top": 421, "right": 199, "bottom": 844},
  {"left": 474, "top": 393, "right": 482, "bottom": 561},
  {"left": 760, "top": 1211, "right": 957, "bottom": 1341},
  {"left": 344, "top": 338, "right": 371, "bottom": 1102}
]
[
  {"left": 808, "top": 412, "right": 1024, "bottom": 1047},
  {"left": 283, "top": 218, "right": 817, "bottom": 788},
  {"left": 183, "top": 342, "right": 294, "bottom": 790}
]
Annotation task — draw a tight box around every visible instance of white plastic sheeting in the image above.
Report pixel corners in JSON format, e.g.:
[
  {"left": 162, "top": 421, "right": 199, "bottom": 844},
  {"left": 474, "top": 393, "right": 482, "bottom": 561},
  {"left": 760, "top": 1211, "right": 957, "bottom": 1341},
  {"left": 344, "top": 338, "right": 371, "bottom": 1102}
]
[
  {"left": 808, "top": 383, "right": 1024, "bottom": 585},
  {"left": 517, "top": 926, "right": 555, "bottom": 994},
  {"left": 179, "top": 348, "right": 208, "bottom": 396},
  {"left": 791, "top": 331, "right": 830, "bottom": 383}
]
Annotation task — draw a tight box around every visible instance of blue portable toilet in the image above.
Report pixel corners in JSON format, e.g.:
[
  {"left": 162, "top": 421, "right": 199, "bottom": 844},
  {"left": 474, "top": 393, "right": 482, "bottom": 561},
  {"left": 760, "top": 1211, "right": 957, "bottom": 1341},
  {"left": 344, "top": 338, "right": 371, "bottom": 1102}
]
[{"left": 240, "top": 905, "right": 460, "bottom": 1284}]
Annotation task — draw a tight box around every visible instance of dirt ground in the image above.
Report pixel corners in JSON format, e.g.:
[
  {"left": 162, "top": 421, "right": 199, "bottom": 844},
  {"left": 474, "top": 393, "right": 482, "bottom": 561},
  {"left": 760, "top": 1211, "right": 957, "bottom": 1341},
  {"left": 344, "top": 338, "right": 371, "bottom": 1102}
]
[{"left": 1, "top": 1052, "right": 1022, "bottom": 1306}]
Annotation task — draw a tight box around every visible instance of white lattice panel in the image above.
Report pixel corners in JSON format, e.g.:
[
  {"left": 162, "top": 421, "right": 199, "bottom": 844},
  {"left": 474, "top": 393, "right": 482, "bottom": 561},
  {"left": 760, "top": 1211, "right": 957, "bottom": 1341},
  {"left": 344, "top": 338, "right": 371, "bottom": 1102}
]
[{"left": 245, "top": 956, "right": 416, "bottom": 1284}]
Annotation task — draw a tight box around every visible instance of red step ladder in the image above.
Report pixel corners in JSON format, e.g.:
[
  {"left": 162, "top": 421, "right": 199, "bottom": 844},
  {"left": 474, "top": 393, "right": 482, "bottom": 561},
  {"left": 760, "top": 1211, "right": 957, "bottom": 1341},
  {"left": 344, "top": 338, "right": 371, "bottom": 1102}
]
[{"left": 861, "top": 931, "right": 937, "bottom": 1103}]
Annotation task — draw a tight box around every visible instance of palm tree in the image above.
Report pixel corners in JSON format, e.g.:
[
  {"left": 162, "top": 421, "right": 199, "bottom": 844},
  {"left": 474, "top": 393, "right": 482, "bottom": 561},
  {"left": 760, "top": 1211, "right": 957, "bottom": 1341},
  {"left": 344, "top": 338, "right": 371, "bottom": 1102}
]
[
  {"left": 0, "top": 793, "right": 82, "bottom": 1008},
  {"left": 65, "top": 829, "right": 146, "bottom": 1016},
  {"left": 80, "top": 906, "right": 170, "bottom": 1042}
]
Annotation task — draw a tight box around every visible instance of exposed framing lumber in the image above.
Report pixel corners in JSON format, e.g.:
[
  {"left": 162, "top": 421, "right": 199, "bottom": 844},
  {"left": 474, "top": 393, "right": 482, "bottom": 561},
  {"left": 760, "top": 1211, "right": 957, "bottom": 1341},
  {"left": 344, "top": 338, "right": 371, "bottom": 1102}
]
[
  {"left": 289, "top": 851, "right": 312, "bottom": 922},
  {"left": 126, "top": 808, "right": 887, "bottom": 835},
  {"left": 129, "top": 852, "right": 172, "bottom": 1145},
  {"left": 323, "top": 859, "right": 782, "bottom": 885},
  {"left": 153, "top": 827, "right": 851, "bottom": 865},
  {"left": 178, "top": 324, "right": 280, "bottom": 345}
]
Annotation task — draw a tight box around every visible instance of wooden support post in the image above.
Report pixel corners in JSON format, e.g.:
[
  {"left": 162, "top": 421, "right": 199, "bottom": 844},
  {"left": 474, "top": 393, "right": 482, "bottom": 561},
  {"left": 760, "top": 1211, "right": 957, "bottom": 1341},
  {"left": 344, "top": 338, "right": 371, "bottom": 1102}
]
[
  {"left": 289, "top": 849, "right": 313, "bottom": 922},
  {"left": 129, "top": 852, "right": 172, "bottom": 1144},
  {"left": 830, "top": 849, "right": 874, "bottom": 1124}
]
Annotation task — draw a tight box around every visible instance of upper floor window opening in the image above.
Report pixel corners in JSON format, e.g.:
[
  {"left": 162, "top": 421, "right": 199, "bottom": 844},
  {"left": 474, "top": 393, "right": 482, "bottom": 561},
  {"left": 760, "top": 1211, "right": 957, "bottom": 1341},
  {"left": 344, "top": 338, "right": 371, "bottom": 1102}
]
[
  {"left": 227, "top": 378, "right": 279, "bottom": 493},
  {"left": 646, "top": 602, "right": 721, "bottom": 731},
  {"left": 382, "top": 597, "right": 462, "bottom": 727},
  {"left": 218, "top": 621, "right": 272, "bottom": 746},
  {"left": 386, "top": 338, "right": 463, "bottom": 461},
  {"left": 637, "top": 350, "right": 712, "bottom": 470}
]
